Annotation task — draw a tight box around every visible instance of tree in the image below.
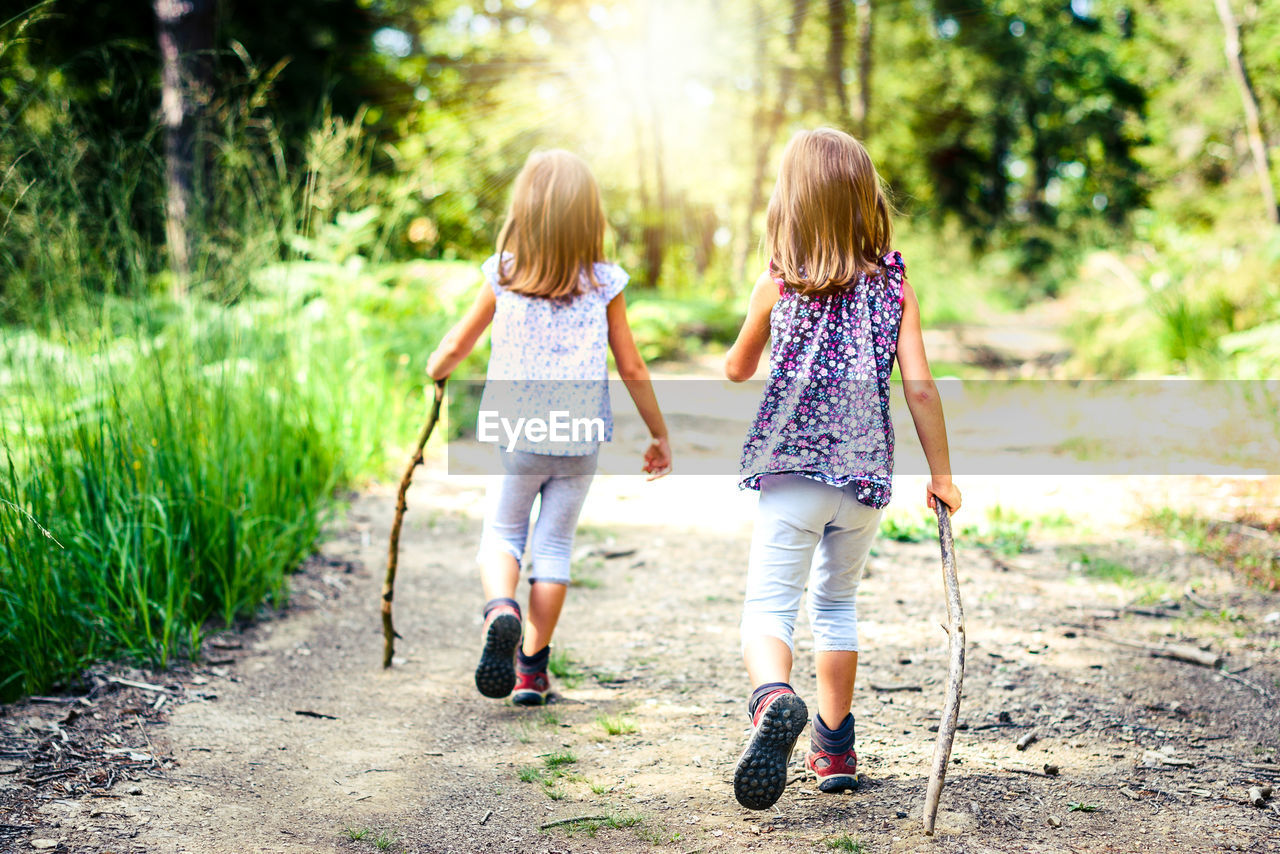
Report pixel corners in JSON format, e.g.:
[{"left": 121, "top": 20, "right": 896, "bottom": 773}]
[
  {"left": 153, "top": 0, "right": 215, "bottom": 285},
  {"left": 1213, "top": 0, "right": 1278, "bottom": 224},
  {"left": 854, "top": 0, "right": 872, "bottom": 139}
]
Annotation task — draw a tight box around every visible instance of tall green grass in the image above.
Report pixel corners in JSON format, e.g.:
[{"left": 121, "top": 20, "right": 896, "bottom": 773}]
[
  {"left": 0, "top": 316, "right": 337, "bottom": 696},
  {"left": 0, "top": 16, "right": 472, "bottom": 699}
]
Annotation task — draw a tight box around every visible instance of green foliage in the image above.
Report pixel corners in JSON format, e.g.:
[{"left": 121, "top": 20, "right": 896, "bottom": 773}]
[
  {"left": 1069, "top": 225, "right": 1280, "bottom": 377},
  {"left": 1146, "top": 508, "right": 1280, "bottom": 590},
  {"left": 548, "top": 648, "right": 584, "bottom": 688},
  {"left": 959, "top": 505, "right": 1034, "bottom": 555},
  {"left": 1075, "top": 553, "right": 1136, "bottom": 585},
  {"left": 542, "top": 750, "right": 577, "bottom": 769},
  {"left": 879, "top": 509, "right": 935, "bottom": 543},
  {"left": 596, "top": 713, "right": 637, "bottom": 736},
  {"left": 548, "top": 813, "right": 644, "bottom": 838},
  {"left": 0, "top": 30, "right": 466, "bottom": 697},
  {"left": 823, "top": 834, "right": 868, "bottom": 852},
  {"left": 1068, "top": 801, "right": 1100, "bottom": 812}
]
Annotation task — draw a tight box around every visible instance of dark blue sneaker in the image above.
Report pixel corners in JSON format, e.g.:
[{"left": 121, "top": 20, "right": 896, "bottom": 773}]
[
  {"left": 732, "top": 689, "right": 808, "bottom": 809},
  {"left": 474, "top": 605, "right": 521, "bottom": 699}
]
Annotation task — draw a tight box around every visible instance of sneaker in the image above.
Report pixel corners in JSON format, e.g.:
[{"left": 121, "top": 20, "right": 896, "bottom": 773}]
[
  {"left": 732, "top": 689, "right": 808, "bottom": 810},
  {"left": 511, "top": 669, "right": 551, "bottom": 706},
  {"left": 806, "top": 741, "right": 859, "bottom": 792},
  {"left": 474, "top": 605, "right": 521, "bottom": 699}
]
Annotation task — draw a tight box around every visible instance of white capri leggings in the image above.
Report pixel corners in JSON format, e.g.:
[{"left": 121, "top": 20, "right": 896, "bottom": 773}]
[
  {"left": 478, "top": 448, "right": 598, "bottom": 585},
  {"left": 741, "top": 474, "right": 883, "bottom": 653}
]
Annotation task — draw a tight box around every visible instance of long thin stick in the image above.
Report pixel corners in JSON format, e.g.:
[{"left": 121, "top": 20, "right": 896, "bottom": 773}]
[
  {"left": 923, "top": 503, "right": 965, "bottom": 835},
  {"left": 382, "top": 380, "right": 446, "bottom": 669}
]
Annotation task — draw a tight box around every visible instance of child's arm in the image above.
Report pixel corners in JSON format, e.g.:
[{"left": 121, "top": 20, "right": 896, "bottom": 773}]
[
  {"left": 425, "top": 284, "right": 497, "bottom": 380},
  {"left": 606, "top": 294, "right": 672, "bottom": 480},
  {"left": 724, "top": 271, "right": 780, "bottom": 382},
  {"left": 896, "top": 281, "right": 962, "bottom": 513}
]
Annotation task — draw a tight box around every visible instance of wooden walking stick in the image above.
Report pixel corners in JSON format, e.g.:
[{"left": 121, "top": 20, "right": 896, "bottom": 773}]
[
  {"left": 923, "top": 502, "right": 965, "bottom": 835},
  {"left": 382, "top": 379, "right": 446, "bottom": 669}
]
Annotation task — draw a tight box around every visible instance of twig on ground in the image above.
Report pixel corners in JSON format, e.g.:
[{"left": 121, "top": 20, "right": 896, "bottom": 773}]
[
  {"left": 1016, "top": 730, "right": 1039, "bottom": 751},
  {"left": 1217, "top": 668, "right": 1277, "bottom": 701},
  {"left": 382, "top": 380, "right": 446, "bottom": 669},
  {"left": 1184, "top": 587, "right": 1216, "bottom": 611},
  {"left": 1003, "top": 767, "right": 1055, "bottom": 778},
  {"left": 106, "top": 677, "right": 170, "bottom": 693},
  {"left": 1090, "top": 634, "right": 1222, "bottom": 668},
  {"left": 539, "top": 815, "right": 609, "bottom": 830}
]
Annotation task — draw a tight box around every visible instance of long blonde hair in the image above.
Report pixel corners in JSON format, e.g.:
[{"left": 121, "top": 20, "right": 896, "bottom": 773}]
[
  {"left": 765, "top": 128, "right": 893, "bottom": 297},
  {"left": 495, "top": 150, "right": 606, "bottom": 298}
]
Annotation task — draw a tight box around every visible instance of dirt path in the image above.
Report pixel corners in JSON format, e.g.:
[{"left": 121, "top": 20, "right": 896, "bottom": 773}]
[
  {"left": 4, "top": 461, "right": 1278, "bottom": 853},
  {"left": 3, "top": 319, "right": 1279, "bottom": 853}
]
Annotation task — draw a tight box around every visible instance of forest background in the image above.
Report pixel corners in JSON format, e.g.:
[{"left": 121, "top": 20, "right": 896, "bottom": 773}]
[{"left": 2, "top": 0, "right": 1278, "bottom": 701}]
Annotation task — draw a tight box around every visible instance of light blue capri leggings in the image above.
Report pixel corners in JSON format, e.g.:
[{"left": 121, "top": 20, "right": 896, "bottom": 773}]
[
  {"left": 478, "top": 448, "right": 598, "bottom": 585},
  {"left": 741, "top": 473, "right": 883, "bottom": 653}
]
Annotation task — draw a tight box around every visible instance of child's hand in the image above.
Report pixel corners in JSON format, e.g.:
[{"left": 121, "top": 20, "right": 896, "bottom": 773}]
[
  {"left": 642, "top": 435, "right": 672, "bottom": 481},
  {"left": 926, "top": 479, "right": 961, "bottom": 514}
]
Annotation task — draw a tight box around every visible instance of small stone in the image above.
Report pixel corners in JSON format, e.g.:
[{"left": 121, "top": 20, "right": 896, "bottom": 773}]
[
  {"left": 30, "top": 841, "right": 60, "bottom": 850},
  {"left": 896, "top": 811, "right": 908, "bottom": 819},
  {"left": 1048, "top": 815, "right": 1062, "bottom": 828},
  {"left": 1262, "top": 612, "right": 1279, "bottom": 624},
  {"left": 125, "top": 785, "right": 143, "bottom": 795}
]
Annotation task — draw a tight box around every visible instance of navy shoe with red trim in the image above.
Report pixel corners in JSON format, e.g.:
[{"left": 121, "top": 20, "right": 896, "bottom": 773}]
[
  {"left": 474, "top": 605, "right": 521, "bottom": 699},
  {"left": 806, "top": 740, "right": 859, "bottom": 792},
  {"left": 511, "top": 669, "right": 551, "bottom": 706},
  {"left": 732, "top": 689, "right": 808, "bottom": 810}
]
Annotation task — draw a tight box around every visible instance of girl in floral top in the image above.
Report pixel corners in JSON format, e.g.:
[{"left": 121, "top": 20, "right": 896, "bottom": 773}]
[
  {"left": 724, "top": 128, "right": 961, "bottom": 809},
  {"left": 427, "top": 150, "right": 671, "bottom": 706}
]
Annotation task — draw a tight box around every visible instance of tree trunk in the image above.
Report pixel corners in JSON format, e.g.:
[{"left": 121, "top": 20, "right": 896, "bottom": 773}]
[
  {"left": 735, "top": 0, "right": 811, "bottom": 281},
  {"left": 854, "top": 0, "right": 872, "bottom": 140},
  {"left": 827, "top": 0, "right": 849, "bottom": 127},
  {"left": 646, "top": 85, "right": 668, "bottom": 288},
  {"left": 153, "top": 0, "right": 215, "bottom": 291},
  {"left": 1213, "top": 0, "right": 1278, "bottom": 224}
]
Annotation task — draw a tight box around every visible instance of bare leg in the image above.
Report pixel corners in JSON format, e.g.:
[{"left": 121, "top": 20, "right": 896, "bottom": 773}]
[
  {"left": 480, "top": 551, "right": 520, "bottom": 602},
  {"left": 815, "top": 650, "right": 858, "bottom": 726},
  {"left": 523, "top": 580, "right": 567, "bottom": 655},
  {"left": 744, "top": 635, "right": 794, "bottom": 687}
]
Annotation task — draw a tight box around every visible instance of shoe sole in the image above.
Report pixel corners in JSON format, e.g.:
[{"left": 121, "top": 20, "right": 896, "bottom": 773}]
[
  {"left": 732, "top": 693, "right": 808, "bottom": 810},
  {"left": 474, "top": 613, "right": 521, "bottom": 699},
  {"left": 814, "top": 772, "right": 859, "bottom": 793},
  {"left": 511, "top": 688, "right": 547, "bottom": 707}
]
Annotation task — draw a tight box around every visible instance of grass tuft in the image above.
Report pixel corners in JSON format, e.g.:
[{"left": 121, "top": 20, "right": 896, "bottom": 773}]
[
  {"left": 596, "top": 713, "right": 637, "bottom": 736},
  {"left": 548, "top": 648, "right": 584, "bottom": 688}
]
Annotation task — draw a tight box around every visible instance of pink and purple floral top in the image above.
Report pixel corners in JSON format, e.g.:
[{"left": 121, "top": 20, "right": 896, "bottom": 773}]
[{"left": 739, "top": 251, "right": 906, "bottom": 508}]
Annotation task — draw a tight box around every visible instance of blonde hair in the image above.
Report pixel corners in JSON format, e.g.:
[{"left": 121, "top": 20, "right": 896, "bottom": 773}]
[
  {"left": 495, "top": 150, "right": 606, "bottom": 298},
  {"left": 765, "top": 128, "right": 893, "bottom": 297}
]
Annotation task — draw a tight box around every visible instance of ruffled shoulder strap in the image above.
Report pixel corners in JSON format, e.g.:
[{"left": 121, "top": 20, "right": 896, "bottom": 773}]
[{"left": 880, "top": 250, "right": 906, "bottom": 303}]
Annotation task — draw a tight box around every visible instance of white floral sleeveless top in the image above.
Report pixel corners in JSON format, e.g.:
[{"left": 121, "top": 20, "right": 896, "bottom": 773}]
[{"left": 479, "top": 252, "right": 629, "bottom": 455}]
